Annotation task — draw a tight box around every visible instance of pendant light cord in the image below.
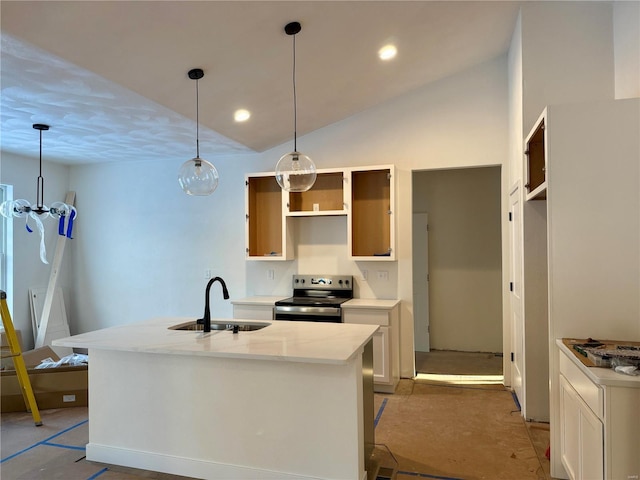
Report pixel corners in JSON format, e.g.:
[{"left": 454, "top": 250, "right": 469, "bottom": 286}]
[
  {"left": 195, "top": 76, "right": 200, "bottom": 159},
  {"left": 36, "top": 128, "right": 44, "bottom": 209},
  {"left": 292, "top": 33, "right": 297, "bottom": 153}
]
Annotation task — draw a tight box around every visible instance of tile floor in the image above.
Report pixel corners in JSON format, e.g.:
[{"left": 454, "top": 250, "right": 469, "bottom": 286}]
[{"left": 1, "top": 351, "right": 554, "bottom": 480}]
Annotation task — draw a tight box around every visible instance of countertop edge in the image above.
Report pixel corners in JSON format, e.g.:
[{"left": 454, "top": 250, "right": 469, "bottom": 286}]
[
  {"left": 342, "top": 299, "right": 401, "bottom": 309},
  {"left": 53, "top": 319, "right": 378, "bottom": 366}
]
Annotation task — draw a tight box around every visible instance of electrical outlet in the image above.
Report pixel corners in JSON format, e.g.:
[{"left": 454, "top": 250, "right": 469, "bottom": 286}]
[
  {"left": 377, "top": 270, "right": 389, "bottom": 281},
  {"left": 267, "top": 269, "right": 275, "bottom": 280},
  {"left": 204, "top": 269, "right": 212, "bottom": 280},
  {"left": 362, "top": 270, "right": 368, "bottom": 281}
]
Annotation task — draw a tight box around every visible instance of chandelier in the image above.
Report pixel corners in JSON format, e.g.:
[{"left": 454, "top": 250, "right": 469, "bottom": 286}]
[{"left": 0, "top": 124, "right": 77, "bottom": 263}]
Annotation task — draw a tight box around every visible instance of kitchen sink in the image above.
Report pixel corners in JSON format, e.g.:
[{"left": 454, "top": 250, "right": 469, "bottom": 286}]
[{"left": 168, "top": 320, "right": 269, "bottom": 332}]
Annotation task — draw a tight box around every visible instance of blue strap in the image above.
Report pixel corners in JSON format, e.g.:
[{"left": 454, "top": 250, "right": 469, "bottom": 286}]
[
  {"left": 66, "top": 209, "right": 76, "bottom": 239},
  {"left": 58, "top": 215, "right": 65, "bottom": 236}
]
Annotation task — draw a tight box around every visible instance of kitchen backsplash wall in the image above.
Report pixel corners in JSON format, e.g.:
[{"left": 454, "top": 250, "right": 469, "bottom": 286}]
[{"left": 245, "top": 216, "right": 398, "bottom": 299}]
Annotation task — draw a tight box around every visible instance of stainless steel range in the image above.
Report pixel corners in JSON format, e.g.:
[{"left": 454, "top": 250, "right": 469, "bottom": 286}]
[{"left": 273, "top": 274, "right": 353, "bottom": 323}]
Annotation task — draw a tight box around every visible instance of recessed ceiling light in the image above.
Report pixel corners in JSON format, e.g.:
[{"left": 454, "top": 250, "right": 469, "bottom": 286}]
[
  {"left": 378, "top": 44, "right": 397, "bottom": 61},
  {"left": 234, "top": 109, "right": 251, "bottom": 122}
]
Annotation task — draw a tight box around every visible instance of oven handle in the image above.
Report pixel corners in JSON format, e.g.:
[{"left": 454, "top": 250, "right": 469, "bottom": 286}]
[{"left": 273, "top": 306, "right": 342, "bottom": 316}]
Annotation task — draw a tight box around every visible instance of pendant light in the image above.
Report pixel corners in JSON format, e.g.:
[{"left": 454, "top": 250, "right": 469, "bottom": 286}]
[
  {"left": 178, "top": 68, "right": 219, "bottom": 196},
  {"left": 275, "top": 21, "right": 317, "bottom": 192},
  {"left": 0, "top": 124, "right": 77, "bottom": 264}
]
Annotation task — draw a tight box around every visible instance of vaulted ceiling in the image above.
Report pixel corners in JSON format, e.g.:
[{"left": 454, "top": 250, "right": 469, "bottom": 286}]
[{"left": 1, "top": 1, "right": 521, "bottom": 165}]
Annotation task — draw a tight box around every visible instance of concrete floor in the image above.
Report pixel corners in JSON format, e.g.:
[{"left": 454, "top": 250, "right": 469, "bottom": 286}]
[{"left": 1, "top": 352, "right": 553, "bottom": 480}]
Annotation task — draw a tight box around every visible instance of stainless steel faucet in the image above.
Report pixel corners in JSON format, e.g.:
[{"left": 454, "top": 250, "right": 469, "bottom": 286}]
[{"left": 199, "top": 277, "right": 230, "bottom": 333}]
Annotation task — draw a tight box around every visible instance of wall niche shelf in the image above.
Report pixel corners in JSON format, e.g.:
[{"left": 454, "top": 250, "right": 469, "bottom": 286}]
[
  {"left": 524, "top": 111, "right": 547, "bottom": 201},
  {"left": 287, "top": 171, "right": 346, "bottom": 216}
]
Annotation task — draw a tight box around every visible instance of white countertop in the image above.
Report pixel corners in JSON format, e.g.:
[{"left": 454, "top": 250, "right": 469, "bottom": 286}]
[
  {"left": 342, "top": 299, "right": 400, "bottom": 309},
  {"left": 53, "top": 317, "right": 378, "bottom": 366},
  {"left": 231, "top": 296, "right": 401, "bottom": 309},
  {"left": 557, "top": 339, "right": 640, "bottom": 388}
]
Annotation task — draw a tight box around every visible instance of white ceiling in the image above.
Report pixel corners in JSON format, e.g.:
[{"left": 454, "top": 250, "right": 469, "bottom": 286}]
[{"left": 0, "top": 1, "right": 521, "bottom": 166}]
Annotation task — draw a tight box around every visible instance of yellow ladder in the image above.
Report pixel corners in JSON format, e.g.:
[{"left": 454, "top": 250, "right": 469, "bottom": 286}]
[{"left": 1, "top": 290, "right": 42, "bottom": 426}]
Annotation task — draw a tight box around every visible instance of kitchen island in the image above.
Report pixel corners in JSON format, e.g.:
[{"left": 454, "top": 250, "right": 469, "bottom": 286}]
[{"left": 54, "top": 317, "right": 378, "bottom": 480}]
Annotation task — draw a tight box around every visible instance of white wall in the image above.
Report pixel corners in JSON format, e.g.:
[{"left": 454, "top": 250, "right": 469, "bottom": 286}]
[
  {"left": 613, "top": 1, "right": 640, "bottom": 99},
  {"left": 412, "top": 167, "right": 503, "bottom": 353},
  {"left": 520, "top": 1, "right": 614, "bottom": 133},
  {"left": 1, "top": 153, "right": 71, "bottom": 349},
  {"left": 546, "top": 98, "right": 640, "bottom": 478},
  {"left": 60, "top": 54, "right": 508, "bottom": 379}
]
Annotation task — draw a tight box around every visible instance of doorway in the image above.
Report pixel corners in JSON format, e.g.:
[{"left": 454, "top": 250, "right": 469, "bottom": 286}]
[{"left": 412, "top": 167, "right": 503, "bottom": 376}]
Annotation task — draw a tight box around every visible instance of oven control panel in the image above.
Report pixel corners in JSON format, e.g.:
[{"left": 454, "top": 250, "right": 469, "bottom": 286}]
[{"left": 292, "top": 274, "right": 352, "bottom": 290}]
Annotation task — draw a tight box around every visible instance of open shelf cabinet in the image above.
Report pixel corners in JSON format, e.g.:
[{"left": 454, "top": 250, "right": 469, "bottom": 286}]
[
  {"left": 245, "top": 174, "right": 292, "bottom": 260},
  {"left": 524, "top": 110, "right": 547, "bottom": 201},
  {"left": 349, "top": 166, "right": 395, "bottom": 260}
]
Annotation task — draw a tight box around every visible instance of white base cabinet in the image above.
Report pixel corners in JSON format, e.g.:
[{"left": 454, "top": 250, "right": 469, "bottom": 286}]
[
  {"left": 558, "top": 341, "right": 640, "bottom": 480},
  {"left": 343, "top": 300, "right": 400, "bottom": 393},
  {"left": 231, "top": 296, "right": 283, "bottom": 320}
]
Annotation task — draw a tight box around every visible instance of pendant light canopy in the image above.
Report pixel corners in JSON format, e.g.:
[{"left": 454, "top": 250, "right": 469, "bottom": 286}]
[
  {"left": 275, "top": 21, "right": 317, "bottom": 193},
  {"left": 178, "top": 68, "right": 219, "bottom": 196}
]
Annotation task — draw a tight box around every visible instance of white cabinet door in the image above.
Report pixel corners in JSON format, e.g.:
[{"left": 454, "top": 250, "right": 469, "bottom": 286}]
[
  {"left": 560, "top": 375, "right": 582, "bottom": 480},
  {"left": 343, "top": 305, "right": 398, "bottom": 393},
  {"left": 579, "top": 404, "right": 603, "bottom": 480},
  {"left": 560, "top": 374, "right": 604, "bottom": 480},
  {"left": 372, "top": 326, "right": 390, "bottom": 384}
]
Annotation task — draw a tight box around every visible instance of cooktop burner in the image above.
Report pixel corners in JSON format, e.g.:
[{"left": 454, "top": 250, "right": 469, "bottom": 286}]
[
  {"left": 275, "top": 274, "right": 354, "bottom": 307},
  {"left": 275, "top": 296, "right": 352, "bottom": 307}
]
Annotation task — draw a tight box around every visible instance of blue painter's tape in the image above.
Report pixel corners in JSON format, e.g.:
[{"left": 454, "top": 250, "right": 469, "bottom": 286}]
[
  {"left": 374, "top": 397, "right": 388, "bottom": 428},
  {"left": 511, "top": 391, "right": 522, "bottom": 411},
  {"left": 86, "top": 467, "right": 109, "bottom": 479},
  {"left": 42, "top": 441, "right": 86, "bottom": 451},
  {"left": 397, "top": 471, "right": 465, "bottom": 479},
  {"left": 0, "top": 419, "right": 88, "bottom": 463}
]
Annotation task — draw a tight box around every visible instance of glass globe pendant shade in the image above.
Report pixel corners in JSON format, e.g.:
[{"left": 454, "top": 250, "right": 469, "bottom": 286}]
[
  {"left": 178, "top": 156, "right": 219, "bottom": 196},
  {"left": 275, "top": 152, "right": 317, "bottom": 192}
]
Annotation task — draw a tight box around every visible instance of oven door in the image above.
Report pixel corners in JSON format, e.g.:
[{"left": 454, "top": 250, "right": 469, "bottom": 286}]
[{"left": 273, "top": 305, "right": 342, "bottom": 323}]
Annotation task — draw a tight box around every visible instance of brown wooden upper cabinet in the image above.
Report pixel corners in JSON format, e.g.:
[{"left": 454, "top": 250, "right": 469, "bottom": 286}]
[
  {"left": 245, "top": 165, "right": 396, "bottom": 261},
  {"left": 245, "top": 173, "right": 292, "bottom": 260},
  {"left": 348, "top": 167, "right": 395, "bottom": 260},
  {"left": 524, "top": 110, "right": 547, "bottom": 201}
]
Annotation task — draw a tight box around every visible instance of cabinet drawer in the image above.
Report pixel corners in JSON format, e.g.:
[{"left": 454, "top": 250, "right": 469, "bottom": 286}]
[
  {"left": 343, "top": 309, "right": 389, "bottom": 326},
  {"left": 559, "top": 351, "right": 603, "bottom": 419},
  {"left": 233, "top": 305, "right": 274, "bottom": 321}
]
